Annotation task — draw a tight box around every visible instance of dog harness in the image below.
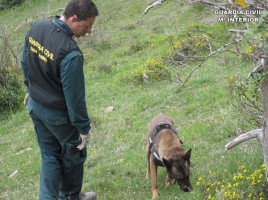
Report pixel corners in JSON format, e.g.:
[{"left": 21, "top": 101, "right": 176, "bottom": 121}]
[{"left": 149, "top": 122, "right": 182, "bottom": 162}]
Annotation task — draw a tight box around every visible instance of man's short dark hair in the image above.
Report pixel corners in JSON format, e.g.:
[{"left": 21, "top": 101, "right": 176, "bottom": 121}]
[{"left": 64, "top": 0, "right": 98, "bottom": 21}]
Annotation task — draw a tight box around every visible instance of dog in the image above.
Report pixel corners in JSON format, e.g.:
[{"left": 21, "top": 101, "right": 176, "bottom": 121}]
[{"left": 145, "top": 113, "right": 192, "bottom": 199}]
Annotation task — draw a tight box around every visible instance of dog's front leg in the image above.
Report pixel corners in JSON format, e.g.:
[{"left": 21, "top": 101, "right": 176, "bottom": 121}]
[{"left": 150, "top": 156, "right": 159, "bottom": 199}]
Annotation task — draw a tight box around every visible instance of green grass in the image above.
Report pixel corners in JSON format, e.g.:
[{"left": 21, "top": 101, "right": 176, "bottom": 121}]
[{"left": 0, "top": 0, "right": 266, "bottom": 199}]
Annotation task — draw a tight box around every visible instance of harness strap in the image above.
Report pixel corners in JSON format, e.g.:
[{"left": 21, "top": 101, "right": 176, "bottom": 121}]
[
  {"left": 152, "top": 122, "right": 177, "bottom": 136},
  {"left": 149, "top": 122, "right": 182, "bottom": 162}
]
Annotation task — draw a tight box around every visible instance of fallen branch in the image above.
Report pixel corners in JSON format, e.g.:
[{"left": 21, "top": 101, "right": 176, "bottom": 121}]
[
  {"left": 225, "top": 129, "right": 262, "bottom": 150},
  {"left": 142, "top": 0, "right": 166, "bottom": 15},
  {"left": 187, "top": 0, "right": 227, "bottom": 10}
]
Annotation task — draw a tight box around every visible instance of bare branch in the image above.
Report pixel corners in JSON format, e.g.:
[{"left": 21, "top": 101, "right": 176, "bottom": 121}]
[{"left": 179, "top": 40, "right": 239, "bottom": 89}]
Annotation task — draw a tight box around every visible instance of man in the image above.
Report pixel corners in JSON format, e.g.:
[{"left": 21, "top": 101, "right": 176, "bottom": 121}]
[{"left": 21, "top": 0, "right": 98, "bottom": 199}]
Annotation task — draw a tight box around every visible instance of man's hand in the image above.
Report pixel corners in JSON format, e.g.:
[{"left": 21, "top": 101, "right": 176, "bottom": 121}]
[
  {"left": 77, "top": 134, "right": 90, "bottom": 150},
  {"left": 23, "top": 93, "right": 30, "bottom": 106}
]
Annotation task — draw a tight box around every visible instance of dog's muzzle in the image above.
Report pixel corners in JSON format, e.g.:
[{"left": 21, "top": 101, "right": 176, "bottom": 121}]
[
  {"left": 180, "top": 185, "right": 191, "bottom": 192},
  {"left": 178, "top": 181, "right": 191, "bottom": 192}
]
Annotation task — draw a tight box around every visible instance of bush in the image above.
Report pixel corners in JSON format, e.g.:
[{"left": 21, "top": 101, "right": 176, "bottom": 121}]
[
  {"left": 123, "top": 59, "right": 172, "bottom": 84},
  {"left": 0, "top": 0, "right": 25, "bottom": 10},
  {"left": 145, "top": 59, "right": 172, "bottom": 80},
  {"left": 196, "top": 163, "right": 268, "bottom": 199},
  {"left": 0, "top": 21, "right": 23, "bottom": 112},
  {"left": 168, "top": 34, "right": 210, "bottom": 65},
  {"left": 0, "top": 70, "right": 22, "bottom": 111},
  {"left": 126, "top": 40, "right": 150, "bottom": 55},
  {"left": 228, "top": 73, "right": 263, "bottom": 127}
]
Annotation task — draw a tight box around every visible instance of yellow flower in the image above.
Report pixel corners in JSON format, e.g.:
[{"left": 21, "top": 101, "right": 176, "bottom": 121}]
[
  {"left": 224, "top": 190, "right": 231, "bottom": 197},
  {"left": 233, "top": 182, "right": 239, "bottom": 187}
]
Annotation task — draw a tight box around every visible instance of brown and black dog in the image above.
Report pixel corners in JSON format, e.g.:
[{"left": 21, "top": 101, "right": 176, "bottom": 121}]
[{"left": 146, "top": 114, "right": 192, "bottom": 199}]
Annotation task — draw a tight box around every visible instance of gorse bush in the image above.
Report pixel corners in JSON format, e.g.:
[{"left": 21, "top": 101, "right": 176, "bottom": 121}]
[
  {"left": 196, "top": 163, "right": 268, "bottom": 200},
  {"left": 169, "top": 35, "right": 210, "bottom": 65},
  {"left": 124, "top": 58, "right": 172, "bottom": 84},
  {"left": 172, "top": 35, "right": 209, "bottom": 55},
  {"left": 145, "top": 58, "right": 172, "bottom": 80},
  {"left": 166, "top": 22, "right": 232, "bottom": 66}
]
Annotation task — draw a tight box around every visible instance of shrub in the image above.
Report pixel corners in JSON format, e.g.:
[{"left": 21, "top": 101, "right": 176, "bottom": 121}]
[
  {"left": 228, "top": 73, "right": 263, "bottom": 127},
  {"left": 145, "top": 59, "right": 172, "bottom": 80},
  {"left": 166, "top": 22, "right": 232, "bottom": 66},
  {"left": 0, "top": 0, "right": 25, "bottom": 10},
  {"left": 126, "top": 40, "right": 150, "bottom": 55},
  {"left": 124, "top": 59, "right": 172, "bottom": 84},
  {"left": 196, "top": 163, "right": 268, "bottom": 199},
  {"left": 169, "top": 35, "right": 210, "bottom": 65},
  {"left": 0, "top": 21, "right": 23, "bottom": 113},
  {"left": 0, "top": 70, "right": 22, "bottom": 111}
]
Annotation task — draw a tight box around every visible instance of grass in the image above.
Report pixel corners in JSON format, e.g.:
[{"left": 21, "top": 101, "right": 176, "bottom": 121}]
[{"left": 0, "top": 0, "right": 266, "bottom": 199}]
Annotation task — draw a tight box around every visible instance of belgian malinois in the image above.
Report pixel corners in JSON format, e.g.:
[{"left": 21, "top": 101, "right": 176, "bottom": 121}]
[{"left": 146, "top": 114, "right": 192, "bottom": 199}]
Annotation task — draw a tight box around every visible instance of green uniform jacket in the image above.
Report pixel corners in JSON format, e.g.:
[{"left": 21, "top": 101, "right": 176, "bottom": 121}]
[{"left": 21, "top": 16, "right": 91, "bottom": 135}]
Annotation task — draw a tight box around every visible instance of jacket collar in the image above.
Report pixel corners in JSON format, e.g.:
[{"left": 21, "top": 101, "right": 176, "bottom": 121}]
[{"left": 54, "top": 16, "right": 74, "bottom": 37}]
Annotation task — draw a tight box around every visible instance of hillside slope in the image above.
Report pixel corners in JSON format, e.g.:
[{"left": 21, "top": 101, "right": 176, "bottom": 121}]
[{"left": 0, "top": 0, "right": 265, "bottom": 199}]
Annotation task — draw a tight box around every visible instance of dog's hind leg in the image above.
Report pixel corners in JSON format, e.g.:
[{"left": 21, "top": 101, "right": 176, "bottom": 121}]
[{"left": 146, "top": 140, "right": 150, "bottom": 180}]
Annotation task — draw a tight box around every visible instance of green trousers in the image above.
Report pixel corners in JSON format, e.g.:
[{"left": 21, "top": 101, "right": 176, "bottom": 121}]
[{"left": 27, "top": 97, "right": 87, "bottom": 200}]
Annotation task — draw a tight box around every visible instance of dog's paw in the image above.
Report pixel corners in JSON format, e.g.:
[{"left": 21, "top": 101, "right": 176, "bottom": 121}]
[
  {"left": 165, "top": 182, "right": 171, "bottom": 187},
  {"left": 152, "top": 190, "right": 159, "bottom": 199},
  {"left": 165, "top": 175, "right": 172, "bottom": 187},
  {"left": 165, "top": 181, "right": 171, "bottom": 187},
  {"left": 145, "top": 173, "right": 150, "bottom": 181}
]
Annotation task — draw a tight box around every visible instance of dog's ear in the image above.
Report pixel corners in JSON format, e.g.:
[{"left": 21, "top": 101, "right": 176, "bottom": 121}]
[
  {"left": 183, "top": 148, "right": 192, "bottom": 161},
  {"left": 162, "top": 158, "right": 172, "bottom": 169}
]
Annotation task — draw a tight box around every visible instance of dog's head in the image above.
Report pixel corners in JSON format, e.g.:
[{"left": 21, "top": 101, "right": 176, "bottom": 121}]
[{"left": 163, "top": 148, "right": 192, "bottom": 192}]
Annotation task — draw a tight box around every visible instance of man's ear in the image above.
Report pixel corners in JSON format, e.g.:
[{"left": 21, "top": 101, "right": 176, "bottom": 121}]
[{"left": 70, "top": 14, "right": 78, "bottom": 22}]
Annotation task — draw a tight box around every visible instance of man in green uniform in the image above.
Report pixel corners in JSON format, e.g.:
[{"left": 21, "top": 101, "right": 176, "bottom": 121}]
[{"left": 21, "top": 0, "right": 98, "bottom": 199}]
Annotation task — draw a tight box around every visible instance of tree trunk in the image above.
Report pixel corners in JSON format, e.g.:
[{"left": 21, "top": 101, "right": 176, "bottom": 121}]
[{"left": 261, "top": 75, "right": 268, "bottom": 182}]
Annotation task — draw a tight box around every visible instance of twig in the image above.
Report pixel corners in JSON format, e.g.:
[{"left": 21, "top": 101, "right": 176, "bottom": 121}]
[
  {"left": 179, "top": 40, "right": 239, "bottom": 89},
  {"left": 142, "top": 0, "right": 166, "bottom": 15}
]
